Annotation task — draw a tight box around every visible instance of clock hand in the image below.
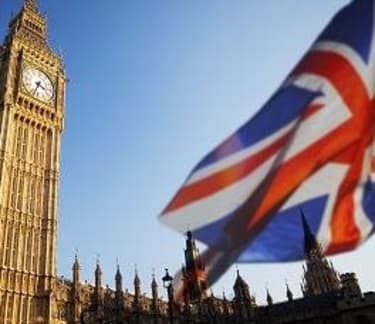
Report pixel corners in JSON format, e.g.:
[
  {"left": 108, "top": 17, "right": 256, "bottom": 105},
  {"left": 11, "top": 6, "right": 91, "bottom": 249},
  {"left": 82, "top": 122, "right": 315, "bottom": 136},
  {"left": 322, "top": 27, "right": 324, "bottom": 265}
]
[
  {"left": 32, "top": 84, "right": 40, "bottom": 95},
  {"left": 32, "top": 81, "right": 42, "bottom": 95}
]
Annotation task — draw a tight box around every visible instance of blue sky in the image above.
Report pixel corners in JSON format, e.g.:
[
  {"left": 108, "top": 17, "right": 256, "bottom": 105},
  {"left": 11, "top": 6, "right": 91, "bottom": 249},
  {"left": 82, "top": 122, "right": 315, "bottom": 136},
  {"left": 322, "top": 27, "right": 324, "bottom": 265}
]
[{"left": 3, "top": 0, "right": 375, "bottom": 303}]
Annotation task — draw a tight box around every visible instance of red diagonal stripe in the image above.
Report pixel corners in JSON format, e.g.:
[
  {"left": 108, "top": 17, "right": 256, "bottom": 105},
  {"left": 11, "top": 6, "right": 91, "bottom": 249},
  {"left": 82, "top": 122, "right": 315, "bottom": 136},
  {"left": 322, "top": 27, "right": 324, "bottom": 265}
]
[
  {"left": 164, "top": 101, "right": 327, "bottom": 215},
  {"left": 162, "top": 130, "right": 292, "bottom": 214},
  {"left": 243, "top": 50, "right": 372, "bottom": 231},
  {"left": 326, "top": 142, "right": 364, "bottom": 254},
  {"left": 294, "top": 50, "right": 370, "bottom": 124}
]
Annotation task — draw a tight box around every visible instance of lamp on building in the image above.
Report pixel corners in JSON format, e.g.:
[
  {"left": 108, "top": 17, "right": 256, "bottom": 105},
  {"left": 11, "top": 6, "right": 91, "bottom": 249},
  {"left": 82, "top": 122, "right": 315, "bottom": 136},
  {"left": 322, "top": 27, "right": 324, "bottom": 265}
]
[{"left": 162, "top": 268, "right": 174, "bottom": 324}]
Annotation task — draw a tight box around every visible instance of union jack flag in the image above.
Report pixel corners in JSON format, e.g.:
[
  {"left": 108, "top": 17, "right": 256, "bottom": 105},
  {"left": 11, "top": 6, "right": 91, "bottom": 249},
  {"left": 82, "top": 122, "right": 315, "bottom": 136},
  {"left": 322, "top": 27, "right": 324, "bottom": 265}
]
[{"left": 160, "top": 0, "right": 375, "bottom": 288}]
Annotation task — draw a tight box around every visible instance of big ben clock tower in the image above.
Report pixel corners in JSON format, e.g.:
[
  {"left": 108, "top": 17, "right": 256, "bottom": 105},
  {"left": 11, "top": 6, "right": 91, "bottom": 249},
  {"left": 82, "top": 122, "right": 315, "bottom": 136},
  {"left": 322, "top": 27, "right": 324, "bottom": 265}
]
[{"left": 0, "top": 0, "right": 65, "bottom": 323}]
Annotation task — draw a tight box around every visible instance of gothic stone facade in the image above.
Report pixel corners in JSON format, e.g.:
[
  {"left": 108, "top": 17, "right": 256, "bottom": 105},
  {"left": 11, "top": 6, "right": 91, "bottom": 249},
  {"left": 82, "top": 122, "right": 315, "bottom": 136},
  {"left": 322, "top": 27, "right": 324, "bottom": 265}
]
[
  {"left": 49, "top": 226, "right": 375, "bottom": 324},
  {"left": 1, "top": 1, "right": 375, "bottom": 323},
  {"left": 0, "top": 0, "right": 64, "bottom": 322}
]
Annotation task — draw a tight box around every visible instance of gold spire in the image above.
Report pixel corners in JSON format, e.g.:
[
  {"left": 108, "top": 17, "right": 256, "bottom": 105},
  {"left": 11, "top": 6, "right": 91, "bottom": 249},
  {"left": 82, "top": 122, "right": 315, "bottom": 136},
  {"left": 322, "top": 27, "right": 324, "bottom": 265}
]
[{"left": 24, "top": 0, "right": 39, "bottom": 11}]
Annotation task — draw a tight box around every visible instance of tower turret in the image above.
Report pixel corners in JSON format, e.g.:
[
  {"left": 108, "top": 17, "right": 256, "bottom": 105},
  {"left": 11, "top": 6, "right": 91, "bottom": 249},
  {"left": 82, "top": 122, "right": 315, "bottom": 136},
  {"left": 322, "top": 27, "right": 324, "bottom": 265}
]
[
  {"left": 134, "top": 269, "right": 141, "bottom": 296},
  {"left": 233, "top": 270, "right": 251, "bottom": 302},
  {"left": 233, "top": 270, "right": 255, "bottom": 321},
  {"left": 24, "top": 0, "right": 40, "bottom": 12},
  {"left": 151, "top": 273, "right": 160, "bottom": 314},
  {"left": 71, "top": 255, "right": 81, "bottom": 322},
  {"left": 302, "top": 210, "right": 320, "bottom": 256},
  {"left": 72, "top": 254, "right": 80, "bottom": 284},
  {"left": 340, "top": 273, "right": 362, "bottom": 297},
  {"left": 95, "top": 261, "right": 102, "bottom": 289},
  {"left": 151, "top": 274, "right": 158, "bottom": 300},
  {"left": 300, "top": 211, "right": 341, "bottom": 296},
  {"left": 133, "top": 268, "right": 142, "bottom": 310},
  {"left": 182, "top": 231, "right": 207, "bottom": 303},
  {"left": 115, "top": 265, "right": 123, "bottom": 293},
  {"left": 114, "top": 264, "right": 124, "bottom": 318},
  {"left": 286, "top": 282, "right": 293, "bottom": 302},
  {"left": 5, "top": 0, "right": 48, "bottom": 48},
  {"left": 94, "top": 260, "right": 103, "bottom": 308},
  {"left": 266, "top": 289, "right": 273, "bottom": 306}
]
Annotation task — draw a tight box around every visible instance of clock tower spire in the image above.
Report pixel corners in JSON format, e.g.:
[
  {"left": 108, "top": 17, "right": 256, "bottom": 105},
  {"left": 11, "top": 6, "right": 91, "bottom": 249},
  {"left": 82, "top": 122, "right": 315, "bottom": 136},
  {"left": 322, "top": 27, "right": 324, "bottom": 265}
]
[
  {"left": 24, "top": 0, "right": 40, "bottom": 12},
  {"left": 0, "top": 0, "right": 65, "bottom": 323}
]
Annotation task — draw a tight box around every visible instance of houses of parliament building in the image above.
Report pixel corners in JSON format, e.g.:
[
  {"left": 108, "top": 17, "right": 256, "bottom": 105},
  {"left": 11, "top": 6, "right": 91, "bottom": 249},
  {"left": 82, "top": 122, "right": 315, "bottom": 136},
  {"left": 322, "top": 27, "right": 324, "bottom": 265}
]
[{"left": 1, "top": 0, "right": 375, "bottom": 323}]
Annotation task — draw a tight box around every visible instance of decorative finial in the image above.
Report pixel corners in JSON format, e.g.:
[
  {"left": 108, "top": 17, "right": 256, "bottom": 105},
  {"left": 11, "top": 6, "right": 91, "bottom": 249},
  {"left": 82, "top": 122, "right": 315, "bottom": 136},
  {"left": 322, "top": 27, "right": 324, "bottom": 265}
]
[
  {"left": 134, "top": 264, "right": 141, "bottom": 286},
  {"left": 266, "top": 288, "right": 273, "bottom": 305},
  {"left": 300, "top": 208, "right": 319, "bottom": 255},
  {"left": 151, "top": 268, "right": 158, "bottom": 288},
  {"left": 72, "top": 249, "right": 80, "bottom": 282},
  {"left": 74, "top": 248, "right": 79, "bottom": 263},
  {"left": 300, "top": 208, "right": 312, "bottom": 235},
  {"left": 115, "top": 259, "right": 122, "bottom": 279},
  {"left": 285, "top": 279, "right": 293, "bottom": 301},
  {"left": 24, "top": 0, "right": 39, "bottom": 12}
]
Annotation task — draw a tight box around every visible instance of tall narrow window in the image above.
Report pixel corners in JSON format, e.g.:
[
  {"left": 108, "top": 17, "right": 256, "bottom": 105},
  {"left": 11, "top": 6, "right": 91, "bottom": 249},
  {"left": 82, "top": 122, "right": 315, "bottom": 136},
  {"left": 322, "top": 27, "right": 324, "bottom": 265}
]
[
  {"left": 46, "top": 130, "right": 52, "bottom": 169},
  {"left": 35, "top": 179, "right": 41, "bottom": 216},
  {"left": 16, "top": 175, "right": 24, "bottom": 211},
  {"left": 0, "top": 292, "right": 5, "bottom": 321},
  {"left": 39, "top": 132, "right": 45, "bottom": 165},
  {"left": 12, "top": 227, "right": 19, "bottom": 268},
  {"left": 12, "top": 122, "right": 18, "bottom": 155},
  {"left": 32, "top": 230, "right": 37, "bottom": 273},
  {"left": 16, "top": 125, "right": 22, "bottom": 158},
  {"left": 18, "top": 228, "right": 25, "bottom": 269},
  {"left": 33, "top": 130, "right": 39, "bottom": 164},
  {"left": 9, "top": 169, "right": 17, "bottom": 208},
  {"left": 6, "top": 294, "right": 13, "bottom": 323},
  {"left": 21, "top": 297, "right": 28, "bottom": 324},
  {"left": 28, "top": 179, "right": 35, "bottom": 214},
  {"left": 25, "top": 230, "right": 31, "bottom": 270},
  {"left": 14, "top": 287, "right": 20, "bottom": 320},
  {"left": 21, "top": 127, "right": 28, "bottom": 161},
  {"left": 5, "top": 223, "right": 13, "bottom": 266}
]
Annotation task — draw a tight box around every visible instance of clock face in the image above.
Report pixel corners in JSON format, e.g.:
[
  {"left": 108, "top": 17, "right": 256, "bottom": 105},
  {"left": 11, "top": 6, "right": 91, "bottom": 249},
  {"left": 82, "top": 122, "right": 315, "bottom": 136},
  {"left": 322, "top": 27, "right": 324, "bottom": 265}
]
[{"left": 22, "top": 67, "right": 54, "bottom": 102}]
